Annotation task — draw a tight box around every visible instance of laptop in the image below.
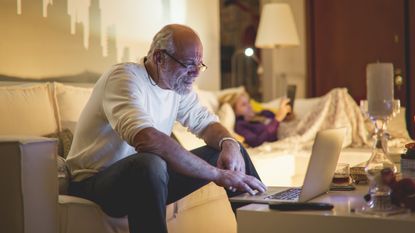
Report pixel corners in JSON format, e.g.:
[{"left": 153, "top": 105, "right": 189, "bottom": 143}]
[{"left": 230, "top": 128, "right": 346, "bottom": 203}]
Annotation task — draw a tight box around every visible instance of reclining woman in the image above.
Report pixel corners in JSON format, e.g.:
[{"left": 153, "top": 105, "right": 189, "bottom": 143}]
[
  {"left": 220, "top": 91, "right": 293, "bottom": 147},
  {"left": 221, "top": 88, "right": 375, "bottom": 150}
]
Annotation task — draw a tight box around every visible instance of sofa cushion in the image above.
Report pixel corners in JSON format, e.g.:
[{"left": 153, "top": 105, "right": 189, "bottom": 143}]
[
  {"left": 58, "top": 195, "right": 130, "bottom": 233},
  {"left": 176, "top": 182, "right": 227, "bottom": 213},
  {"left": 59, "top": 195, "right": 177, "bottom": 233},
  {"left": 53, "top": 83, "right": 93, "bottom": 132},
  {"left": 216, "top": 103, "right": 236, "bottom": 133},
  {"left": 58, "top": 182, "right": 227, "bottom": 232},
  {"left": 0, "top": 84, "right": 58, "bottom": 136}
]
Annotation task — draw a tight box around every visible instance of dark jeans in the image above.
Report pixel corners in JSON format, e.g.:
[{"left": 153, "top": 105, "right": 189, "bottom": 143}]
[{"left": 68, "top": 145, "right": 261, "bottom": 233}]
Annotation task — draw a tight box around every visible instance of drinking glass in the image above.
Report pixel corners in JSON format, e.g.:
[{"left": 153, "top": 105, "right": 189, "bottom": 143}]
[{"left": 332, "top": 163, "right": 350, "bottom": 186}]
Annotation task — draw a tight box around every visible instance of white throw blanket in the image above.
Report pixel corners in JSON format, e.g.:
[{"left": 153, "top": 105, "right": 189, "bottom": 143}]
[{"left": 249, "top": 88, "right": 369, "bottom": 154}]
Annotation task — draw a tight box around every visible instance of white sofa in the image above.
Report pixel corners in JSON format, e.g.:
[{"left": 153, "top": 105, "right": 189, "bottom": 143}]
[
  {"left": 0, "top": 82, "right": 236, "bottom": 233},
  {"left": 1, "top": 82, "right": 411, "bottom": 233}
]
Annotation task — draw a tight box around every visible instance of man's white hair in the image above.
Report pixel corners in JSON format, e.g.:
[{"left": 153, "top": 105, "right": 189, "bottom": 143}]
[{"left": 147, "top": 26, "right": 175, "bottom": 59}]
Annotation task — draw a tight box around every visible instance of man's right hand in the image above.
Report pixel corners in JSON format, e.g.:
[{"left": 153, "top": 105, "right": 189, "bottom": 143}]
[{"left": 213, "top": 169, "right": 267, "bottom": 196}]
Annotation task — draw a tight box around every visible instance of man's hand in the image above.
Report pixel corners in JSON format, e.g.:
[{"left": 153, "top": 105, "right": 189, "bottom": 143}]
[
  {"left": 217, "top": 140, "right": 245, "bottom": 173},
  {"left": 213, "top": 169, "right": 267, "bottom": 196}
]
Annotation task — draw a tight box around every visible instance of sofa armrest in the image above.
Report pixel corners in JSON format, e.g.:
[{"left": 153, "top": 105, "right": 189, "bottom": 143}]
[{"left": 0, "top": 137, "right": 59, "bottom": 233}]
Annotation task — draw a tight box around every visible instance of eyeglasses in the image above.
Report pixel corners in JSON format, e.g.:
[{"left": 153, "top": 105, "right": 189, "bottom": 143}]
[{"left": 162, "top": 50, "right": 207, "bottom": 72}]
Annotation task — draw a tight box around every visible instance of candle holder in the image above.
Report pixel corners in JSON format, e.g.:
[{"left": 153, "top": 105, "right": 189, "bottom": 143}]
[
  {"left": 360, "top": 100, "right": 400, "bottom": 140},
  {"left": 358, "top": 100, "right": 409, "bottom": 216}
]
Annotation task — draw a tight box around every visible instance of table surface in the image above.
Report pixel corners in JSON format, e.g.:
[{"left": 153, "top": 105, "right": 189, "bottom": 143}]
[
  {"left": 239, "top": 147, "right": 414, "bottom": 233},
  {"left": 237, "top": 185, "right": 415, "bottom": 233}
]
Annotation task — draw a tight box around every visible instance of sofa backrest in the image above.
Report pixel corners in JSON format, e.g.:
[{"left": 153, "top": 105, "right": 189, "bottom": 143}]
[
  {"left": 53, "top": 82, "right": 93, "bottom": 133},
  {"left": 1, "top": 81, "right": 410, "bottom": 148},
  {"left": 0, "top": 82, "right": 93, "bottom": 137},
  {"left": 0, "top": 83, "right": 59, "bottom": 136}
]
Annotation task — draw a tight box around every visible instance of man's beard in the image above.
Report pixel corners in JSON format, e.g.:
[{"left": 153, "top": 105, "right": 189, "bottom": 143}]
[{"left": 172, "top": 72, "right": 194, "bottom": 95}]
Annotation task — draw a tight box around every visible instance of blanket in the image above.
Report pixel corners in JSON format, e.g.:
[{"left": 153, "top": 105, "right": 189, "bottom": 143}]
[
  {"left": 248, "top": 88, "right": 375, "bottom": 154},
  {"left": 248, "top": 88, "right": 412, "bottom": 155}
]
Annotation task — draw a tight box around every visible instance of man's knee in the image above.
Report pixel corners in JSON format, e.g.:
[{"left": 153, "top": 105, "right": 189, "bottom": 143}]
[{"left": 129, "top": 153, "right": 169, "bottom": 185}]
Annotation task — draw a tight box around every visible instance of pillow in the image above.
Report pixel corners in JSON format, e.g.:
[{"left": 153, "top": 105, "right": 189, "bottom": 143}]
[
  {"left": 57, "top": 156, "right": 71, "bottom": 195},
  {"left": 216, "top": 103, "right": 235, "bottom": 133},
  {"left": 45, "top": 128, "right": 73, "bottom": 159},
  {"left": 0, "top": 83, "right": 58, "bottom": 136},
  {"left": 53, "top": 82, "right": 93, "bottom": 132},
  {"left": 215, "top": 86, "right": 246, "bottom": 101}
]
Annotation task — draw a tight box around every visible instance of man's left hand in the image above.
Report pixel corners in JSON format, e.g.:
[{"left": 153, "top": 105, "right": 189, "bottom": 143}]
[{"left": 217, "top": 141, "right": 245, "bottom": 173}]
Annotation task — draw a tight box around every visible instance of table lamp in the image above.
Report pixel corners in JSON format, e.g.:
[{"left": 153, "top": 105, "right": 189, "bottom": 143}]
[{"left": 255, "top": 3, "right": 299, "bottom": 101}]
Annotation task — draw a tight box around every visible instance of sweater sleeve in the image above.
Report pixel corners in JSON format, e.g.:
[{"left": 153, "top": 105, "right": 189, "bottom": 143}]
[
  {"left": 176, "top": 91, "right": 218, "bottom": 137},
  {"left": 260, "top": 110, "right": 276, "bottom": 118},
  {"left": 102, "top": 65, "right": 154, "bottom": 146},
  {"left": 235, "top": 113, "right": 280, "bottom": 147}
]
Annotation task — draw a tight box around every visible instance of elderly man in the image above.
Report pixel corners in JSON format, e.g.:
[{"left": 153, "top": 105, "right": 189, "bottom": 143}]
[{"left": 67, "top": 24, "right": 265, "bottom": 233}]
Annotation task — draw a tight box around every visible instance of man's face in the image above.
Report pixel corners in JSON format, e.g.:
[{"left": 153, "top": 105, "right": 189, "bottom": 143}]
[
  {"left": 159, "top": 38, "right": 204, "bottom": 95},
  {"left": 169, "top": 58, "right": 202, "bottom": 95},
  {"left": 170, "top": 68, "right": 197, "bottom": 95}
]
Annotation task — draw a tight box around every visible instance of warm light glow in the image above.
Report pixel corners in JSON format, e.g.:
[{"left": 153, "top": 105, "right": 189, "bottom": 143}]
[
  {"left": 252, "top": 153, "right": 297, "bottom": 187},
  {"left": 17, "top": 0, "right": 21, "bottom": 14},
  {"left": 169, "top": 0, "right": 187, "bottom": 23},
  {"left": 255, "top": 3, "right": 300, "bottom": 48},
  {"left": 16, "top": 0, "right": 187, "bottom": 61},
  {"left": 244, "top": 47, "right": 254, "bottom": 57}
]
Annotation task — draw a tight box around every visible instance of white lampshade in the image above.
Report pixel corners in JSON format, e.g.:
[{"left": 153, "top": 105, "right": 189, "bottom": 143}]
[{"left": 255, "top": 3, "right": 300, "bottom": 48}]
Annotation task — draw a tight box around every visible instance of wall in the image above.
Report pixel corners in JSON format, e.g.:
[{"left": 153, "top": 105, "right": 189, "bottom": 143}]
[
  {"left": 259, "top": 0, "right": 306, "bottom": 100},
  {"left": 0, "top": 0, "right": 220, "bottom": 90},
  {"left": 219, "top": 0, "right": 261, "bottom": 100}
]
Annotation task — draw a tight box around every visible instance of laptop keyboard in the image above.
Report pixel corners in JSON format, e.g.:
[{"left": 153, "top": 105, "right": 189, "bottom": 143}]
[{"left": 265, "top": 188, "right": 302, "bottom": 200}]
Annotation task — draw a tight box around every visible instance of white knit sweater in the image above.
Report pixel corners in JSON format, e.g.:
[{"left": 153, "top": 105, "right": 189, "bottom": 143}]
[{"left": 67, "top": 60, "right": 218, "bottom": 181}]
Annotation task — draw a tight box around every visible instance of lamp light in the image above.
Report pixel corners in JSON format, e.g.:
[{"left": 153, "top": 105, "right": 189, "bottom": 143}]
[
  {"left": 255, "top": 3, "right": 299, "bottom": 100},
  {"left": 244, "top": 48, "right": 254, "bottom": 57},
  {"left": 231, "top": 47, "right": 263, "bottom": 87}
]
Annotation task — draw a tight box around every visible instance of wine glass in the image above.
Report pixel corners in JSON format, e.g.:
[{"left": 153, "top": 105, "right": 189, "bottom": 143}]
[
  {"left": 384, "top": 100, "right": 400, "bottom": 140},
  {"left": 360, "top": 99, "right": 401, "bottom": 140}
]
